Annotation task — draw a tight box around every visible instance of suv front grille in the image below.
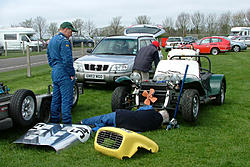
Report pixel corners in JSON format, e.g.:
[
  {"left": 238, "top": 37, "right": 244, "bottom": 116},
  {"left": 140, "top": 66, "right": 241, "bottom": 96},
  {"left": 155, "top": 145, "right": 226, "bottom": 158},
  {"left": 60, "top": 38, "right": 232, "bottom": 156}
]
[{"left": 84, "top": 64, "right": 109, "bottom": 71}]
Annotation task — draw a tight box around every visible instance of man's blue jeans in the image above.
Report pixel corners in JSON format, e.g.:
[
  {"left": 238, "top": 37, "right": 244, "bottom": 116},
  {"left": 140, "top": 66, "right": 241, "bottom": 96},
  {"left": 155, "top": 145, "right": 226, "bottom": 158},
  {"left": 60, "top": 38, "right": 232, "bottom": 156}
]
[{"left": 81, "top": 112, "right": 116, "bottom": 132}]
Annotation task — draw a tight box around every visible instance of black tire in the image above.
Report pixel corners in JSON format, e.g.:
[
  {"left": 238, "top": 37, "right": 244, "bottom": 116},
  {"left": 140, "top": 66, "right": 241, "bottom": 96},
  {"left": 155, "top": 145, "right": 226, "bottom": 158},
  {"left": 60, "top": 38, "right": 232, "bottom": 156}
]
[
  {"left": 72, "top": 83, "right": 79, "bottom": 108},
  {"left": 211, "top": 48, "right": 219, "bottom": 55},
  {"left": 111, "top": 86, "right": 131, "bottom": 112},
  {"left": 9, "top": 89, "right": 37, "bottom": 127},
  {"left": 214, "top": 82, "right": 225, "bottom": 105},
  {"left": 180, "top": 89, "right": 200, "bottom": 122},
  {"left": 232, "top": 45, "right": 240, "bottom": 52},
  {"left": 39, "top": 98, "right": 51, "bottom": 123}
]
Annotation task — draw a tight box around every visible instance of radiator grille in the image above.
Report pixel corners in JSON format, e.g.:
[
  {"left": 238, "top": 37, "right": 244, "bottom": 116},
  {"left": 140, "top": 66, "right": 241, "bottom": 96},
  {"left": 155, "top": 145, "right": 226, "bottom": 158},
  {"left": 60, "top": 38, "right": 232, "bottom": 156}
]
[
  {"left": 96, "top": 130, "right": 123, "bottom": 149},
  {"left": 84, "top": 64, "right": 109, "bottom": 71}
]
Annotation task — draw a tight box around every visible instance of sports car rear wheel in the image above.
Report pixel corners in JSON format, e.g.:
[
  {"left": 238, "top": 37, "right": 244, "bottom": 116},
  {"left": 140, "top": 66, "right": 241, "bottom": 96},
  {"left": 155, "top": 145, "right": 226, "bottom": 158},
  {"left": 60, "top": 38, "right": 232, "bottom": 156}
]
[{"left": 9, "top": 89, "right": 37, "bottom": 127}]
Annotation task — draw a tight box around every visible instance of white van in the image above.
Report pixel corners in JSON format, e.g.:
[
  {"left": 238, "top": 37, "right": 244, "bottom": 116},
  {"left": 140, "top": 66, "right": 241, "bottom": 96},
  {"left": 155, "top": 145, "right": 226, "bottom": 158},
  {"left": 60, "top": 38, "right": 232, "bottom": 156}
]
[
  {"left": 0, "top": 41, "right": 4, "bottom": 56},
  {"left": 0, "top": 27, "right": 42, "bottom": 51},
  {"left": 228, "top": 27, "right": 250, "bottom": 39}
]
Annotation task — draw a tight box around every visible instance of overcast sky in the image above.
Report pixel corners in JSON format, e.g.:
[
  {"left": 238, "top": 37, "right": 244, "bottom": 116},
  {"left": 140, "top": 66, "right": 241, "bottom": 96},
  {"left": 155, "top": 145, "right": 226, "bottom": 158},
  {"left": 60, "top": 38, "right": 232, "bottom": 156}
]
[{"left": 0, "top": 0, "right": 249, "bottom": 28}]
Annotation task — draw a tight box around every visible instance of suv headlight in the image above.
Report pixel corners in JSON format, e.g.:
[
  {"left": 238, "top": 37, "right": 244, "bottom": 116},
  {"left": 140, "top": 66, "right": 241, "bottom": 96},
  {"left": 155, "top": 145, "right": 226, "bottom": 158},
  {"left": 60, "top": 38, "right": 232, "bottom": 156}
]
[
  {"left": 110, "top": 64, "right": 128, "bottom": 72},
  {"left": 74, "top": 62, "right": 84, "bottom": 72}
]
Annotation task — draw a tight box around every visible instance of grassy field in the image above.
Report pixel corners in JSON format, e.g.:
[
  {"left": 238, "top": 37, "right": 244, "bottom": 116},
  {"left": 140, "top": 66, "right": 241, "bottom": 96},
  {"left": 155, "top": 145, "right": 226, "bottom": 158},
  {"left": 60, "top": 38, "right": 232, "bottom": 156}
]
[
  {"left": 0, "top": 50, "right": 249, "bottom": 167},
  {"left": 0, "top": 47, "right": 84, "bottom": 59}
]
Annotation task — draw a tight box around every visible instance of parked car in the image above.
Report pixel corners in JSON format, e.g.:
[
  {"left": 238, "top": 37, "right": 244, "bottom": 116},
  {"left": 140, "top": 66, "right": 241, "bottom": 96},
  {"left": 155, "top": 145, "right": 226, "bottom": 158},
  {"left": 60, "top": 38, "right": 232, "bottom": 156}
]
[
  {"left": 233, "top": 36, "right": 250, "bottom": 46},
  {"left": 221, "top": 36, "right": 247, "bottom": 52},
  {"left": 165, "top": 37, "right": 184, "bottom": 51},
  {"left": 70, "top": 36, "right": 95, "bottom": 47},
  {"left": 74, "top": 35, "right": 162, "bottom": 85},
  {"left": 0, "top": 41, "right": 4, "bottom": 56},
  {"left": 191, "top": 37, "right": 231, "bottom": 55}
]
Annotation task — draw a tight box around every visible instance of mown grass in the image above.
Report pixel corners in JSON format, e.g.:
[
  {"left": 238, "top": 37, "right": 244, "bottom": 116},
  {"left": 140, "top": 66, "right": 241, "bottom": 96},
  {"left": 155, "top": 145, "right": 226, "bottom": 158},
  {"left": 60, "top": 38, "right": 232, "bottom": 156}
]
[
  {"left": 0, "top": 47, "right": 83, "bottom": 59},
  {"left": 0, "top": 50, "right": 249, "bottom": 167}
]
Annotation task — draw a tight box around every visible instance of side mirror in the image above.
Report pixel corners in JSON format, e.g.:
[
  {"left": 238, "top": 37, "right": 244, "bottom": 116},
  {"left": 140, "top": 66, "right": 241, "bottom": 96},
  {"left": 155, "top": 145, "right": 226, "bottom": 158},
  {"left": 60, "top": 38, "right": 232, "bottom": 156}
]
[{"left": 86, "top": 48, "right": 92, "bottom": 53}]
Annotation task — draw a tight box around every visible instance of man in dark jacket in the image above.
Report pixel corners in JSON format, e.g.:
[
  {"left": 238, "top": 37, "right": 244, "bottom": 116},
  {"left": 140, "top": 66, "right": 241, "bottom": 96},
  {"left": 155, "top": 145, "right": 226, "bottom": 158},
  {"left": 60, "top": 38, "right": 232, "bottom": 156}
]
[
  {"left": 47, "top": 22, "right": 77, "bottom": 124},
  {"left": 132, "top": 41, "right": 160, "bottom": 81},
  {"left": 80, "top": 105, "right": 169, "bottom": 132}
]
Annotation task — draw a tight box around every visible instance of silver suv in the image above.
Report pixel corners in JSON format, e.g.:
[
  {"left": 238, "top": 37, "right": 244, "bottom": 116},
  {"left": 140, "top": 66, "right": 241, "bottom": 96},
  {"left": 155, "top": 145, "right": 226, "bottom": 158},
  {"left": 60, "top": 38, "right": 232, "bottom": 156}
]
[{"left": 74, "top": 35, "right": 161, "bottom": 84}]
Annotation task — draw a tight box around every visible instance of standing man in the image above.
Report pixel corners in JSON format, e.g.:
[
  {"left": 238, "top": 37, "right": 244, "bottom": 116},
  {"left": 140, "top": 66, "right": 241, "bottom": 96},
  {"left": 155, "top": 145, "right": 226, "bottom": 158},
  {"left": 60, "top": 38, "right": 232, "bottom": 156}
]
[
  {"left": 132, "top": 41, "right": 161, "bottom": 81},
  {"left": 47, "top": 22, "right": 77, "bottom": 124}
]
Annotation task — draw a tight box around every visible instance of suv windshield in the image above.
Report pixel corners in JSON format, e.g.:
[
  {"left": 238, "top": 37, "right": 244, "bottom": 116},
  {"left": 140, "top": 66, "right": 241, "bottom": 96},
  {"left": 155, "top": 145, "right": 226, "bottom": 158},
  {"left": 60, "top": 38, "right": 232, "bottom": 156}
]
[{"left": 92, "top": 38, "right": 137, "bottom": 55}]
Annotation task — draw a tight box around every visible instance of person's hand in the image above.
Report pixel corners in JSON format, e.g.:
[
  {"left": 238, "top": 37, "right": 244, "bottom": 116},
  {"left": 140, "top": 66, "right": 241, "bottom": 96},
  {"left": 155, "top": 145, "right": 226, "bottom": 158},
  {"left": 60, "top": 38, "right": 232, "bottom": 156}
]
[{"left": 71, "top": 76, "right": 75, "bottom": 80}]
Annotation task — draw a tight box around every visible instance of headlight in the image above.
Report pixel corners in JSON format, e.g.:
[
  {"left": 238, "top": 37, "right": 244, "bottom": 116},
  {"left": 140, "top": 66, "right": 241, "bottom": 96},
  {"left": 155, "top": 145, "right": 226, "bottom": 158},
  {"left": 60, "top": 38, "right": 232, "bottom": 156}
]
[
  {"left": 73, "top": 62, "right": 84, "bottom": 72},
  {"left": 110, "top": 64, "right": 128, "bottom": 72},
  {"left": 130, "top": 72, "right": 141, "bottom": 83}
]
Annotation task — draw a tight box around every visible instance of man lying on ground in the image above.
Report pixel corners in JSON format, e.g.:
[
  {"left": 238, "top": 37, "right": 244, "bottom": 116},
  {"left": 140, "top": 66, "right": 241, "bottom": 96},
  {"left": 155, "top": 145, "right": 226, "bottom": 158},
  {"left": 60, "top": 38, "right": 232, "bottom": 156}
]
[{"left": 80, "top": 105, "right": 169, "bottom": 132}]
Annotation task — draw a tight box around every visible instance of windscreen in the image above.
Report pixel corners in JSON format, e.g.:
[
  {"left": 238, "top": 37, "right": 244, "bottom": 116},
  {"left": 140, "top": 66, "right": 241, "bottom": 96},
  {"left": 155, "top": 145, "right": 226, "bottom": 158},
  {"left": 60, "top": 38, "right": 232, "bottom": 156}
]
[{"left": 92, "top": 38, "right": 137, "bottom": 55}]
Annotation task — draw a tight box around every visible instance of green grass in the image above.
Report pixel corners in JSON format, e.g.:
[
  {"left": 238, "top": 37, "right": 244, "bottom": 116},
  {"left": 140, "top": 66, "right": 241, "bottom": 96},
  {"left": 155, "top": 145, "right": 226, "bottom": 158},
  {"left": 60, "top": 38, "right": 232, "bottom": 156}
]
[
  {"left": 0, "top": 50, "right": 48, "bottom": 59},
  {"left": 0, "top": 47, "right": 83, "bottom": 59},
  {"left": 0, "top": 50, "right": 250, "bottom": 167}
]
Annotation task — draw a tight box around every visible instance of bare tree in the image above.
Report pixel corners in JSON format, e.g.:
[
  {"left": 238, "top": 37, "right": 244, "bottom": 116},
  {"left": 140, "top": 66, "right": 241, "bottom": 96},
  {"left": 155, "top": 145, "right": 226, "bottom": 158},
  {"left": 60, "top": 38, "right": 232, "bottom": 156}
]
[
  {"left": 33, "top": 16, "right": 47, "bottom": 39},
  {"left": 205, "top": 13, "right": 218, "bottom": 36},
  {"left": 232, "top": 11, "right": 247, "bottom": 27},
  {"left": 72, "top": 19, "right": 84, "bottom": 36},
  {"left": 19, "top": 18, "right": 33, "bottom": 28},
  {"left": 246, "top": 9, "right": 250, "bottom": 25},
  {"left": 48, "top": 22, "right": 58, "bottom": 37},
  {"left": 84, "top": 20, "right": 96, "bottom": 37},
  {"left": 175, "top": 12, "right": 190, "bottom": 36},
  {"left": 162, "top": 16, "right": 175, "bottom": 35},
  {"left": 217, "top": 11, "right": 231, "bottom": 35},
  {"left": 191, "top": 11, "right": 205, "bottom": 36},
  {"left": 109, "top": 16, "right": 124, "bottom": 36},
  {"left": 135, "top": 15, "right": 151, "bottom": 24}
]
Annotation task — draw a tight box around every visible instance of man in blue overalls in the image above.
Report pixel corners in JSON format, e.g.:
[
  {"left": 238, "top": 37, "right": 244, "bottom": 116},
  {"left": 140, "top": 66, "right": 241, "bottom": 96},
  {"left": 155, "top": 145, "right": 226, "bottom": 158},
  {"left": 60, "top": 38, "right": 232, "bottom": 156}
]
[{"left": 47, "top": 22, "right": 77, "bottom": 124}]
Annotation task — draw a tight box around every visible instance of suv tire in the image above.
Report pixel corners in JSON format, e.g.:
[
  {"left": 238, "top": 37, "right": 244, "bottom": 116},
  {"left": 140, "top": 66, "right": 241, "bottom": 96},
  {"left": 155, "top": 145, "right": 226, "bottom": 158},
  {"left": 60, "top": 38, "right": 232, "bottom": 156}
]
[{"left": 180, "top": 89, "right": 200, "bottom": 122}]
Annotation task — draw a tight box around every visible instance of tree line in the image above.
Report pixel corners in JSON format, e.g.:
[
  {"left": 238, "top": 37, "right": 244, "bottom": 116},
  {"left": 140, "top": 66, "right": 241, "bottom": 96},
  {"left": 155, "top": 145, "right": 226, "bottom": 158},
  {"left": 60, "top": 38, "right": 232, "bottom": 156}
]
[{"left": 12, "top": 9, "right": 250, "bottom": 39}]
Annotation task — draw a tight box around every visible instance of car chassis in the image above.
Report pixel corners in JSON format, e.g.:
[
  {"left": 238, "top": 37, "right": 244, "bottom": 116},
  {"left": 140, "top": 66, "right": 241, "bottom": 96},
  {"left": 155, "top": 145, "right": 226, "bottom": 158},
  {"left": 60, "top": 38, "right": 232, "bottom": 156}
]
[
  {"left": 0, "top": 82, "right": 83, "bottom": 130},
  {"left": 111, "top": 55, "right": 226, "bottom": 122}
]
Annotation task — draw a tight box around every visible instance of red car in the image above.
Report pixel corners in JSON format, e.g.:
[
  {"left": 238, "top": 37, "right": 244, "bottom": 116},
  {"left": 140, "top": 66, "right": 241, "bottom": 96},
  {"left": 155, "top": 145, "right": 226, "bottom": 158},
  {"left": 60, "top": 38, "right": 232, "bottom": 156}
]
[{"left": 190, "top": 37, "right": 231, "bottom": 55}]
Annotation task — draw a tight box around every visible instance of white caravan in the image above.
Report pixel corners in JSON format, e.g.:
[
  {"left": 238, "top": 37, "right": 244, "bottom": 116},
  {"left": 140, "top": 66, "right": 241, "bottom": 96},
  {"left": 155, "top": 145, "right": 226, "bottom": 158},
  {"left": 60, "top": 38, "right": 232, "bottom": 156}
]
[
  {"left": 228, "top": 27, "right": 250, "bottom": 39},
  {"left": 0, "top": 27, "right": 42, "bottom": 51}
]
